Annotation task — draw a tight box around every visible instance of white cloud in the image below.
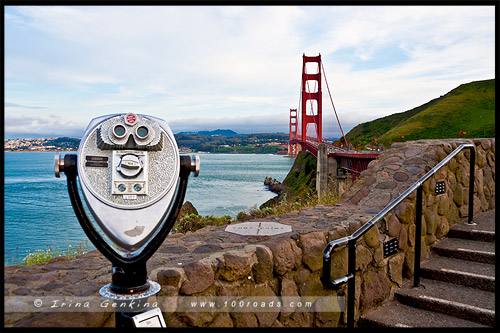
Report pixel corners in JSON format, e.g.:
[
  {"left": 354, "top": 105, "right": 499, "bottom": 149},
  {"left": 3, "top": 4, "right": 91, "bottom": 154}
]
[{"left": 4, "top": 5, "right": 495, "bottom": 139}]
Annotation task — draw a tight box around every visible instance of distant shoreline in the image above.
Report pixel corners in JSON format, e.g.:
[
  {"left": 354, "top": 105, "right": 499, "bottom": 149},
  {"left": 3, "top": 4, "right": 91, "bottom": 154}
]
[
  {"left": 4, "top": 150, "right": 77, "bottom": 153},
  {"left": 4, "top": 150, "right": 290, "bottom": 156}
]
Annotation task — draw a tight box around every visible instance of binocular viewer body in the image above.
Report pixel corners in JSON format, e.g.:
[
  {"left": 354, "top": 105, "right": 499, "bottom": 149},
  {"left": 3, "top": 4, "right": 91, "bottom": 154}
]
[
  {"left": 56, "top": 113, "right": 199, "bottom": 300},
  {"left": 76, "top": 113, "right": 181, "bottom": 252}
]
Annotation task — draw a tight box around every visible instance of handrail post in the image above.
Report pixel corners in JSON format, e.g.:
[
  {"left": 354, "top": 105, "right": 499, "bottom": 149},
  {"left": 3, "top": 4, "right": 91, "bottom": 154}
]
[
  {"left": 321, "top": 143, "right": 478, "bottom": 325},
  {"left": 347, "top": 239, "right": 356, "bottom": 328},
  {"left": 414, "top": 185, "right": 423, "bottom": 287},
  {"left": 468, "top": 147, "right": 475, "bottom": 224}
]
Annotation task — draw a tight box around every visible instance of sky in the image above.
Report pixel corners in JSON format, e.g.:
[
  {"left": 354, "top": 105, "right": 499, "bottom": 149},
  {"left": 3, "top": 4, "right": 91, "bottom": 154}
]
[{"left": 3, "top": 5, "right": 496, "bottom": 139}]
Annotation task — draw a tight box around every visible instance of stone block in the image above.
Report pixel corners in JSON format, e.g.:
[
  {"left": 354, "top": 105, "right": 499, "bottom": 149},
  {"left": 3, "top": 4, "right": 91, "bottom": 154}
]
[
  {"left": 252, "top": 246, "right": 273, "bottom": 284},
  {"left": 425, "top": 234, "right": 437, "bottom": 246},
  {"left": 219, "top": 251, "right": 254, "bottom": 282},
  {"left": 230, "top": 312, "right": 258, "bottom": 327},
  {"left": 408, "top": 224, "right": 416, "bottom": 247},
  {"left": 385, "top": 164, "right": 401, "bottom": 171},
  {"left": 209, "top": 312, "right": 233, "bottom": 327},
  {"left": 299, "top": 232, "right": 327, "bottom": 272},
  {"left": 386, "top": 214, "right": 401, "bottom": 237},
  {"left": 158, "top": 285, "right": 178, "bottom": 315},
  {"left": 298, "top": 271, "right": 324, "bottom": 297},
  {"left": 403, "top": 248, "right": 415, "bottom": 278},
  {"left": 164, "top": 314, "right": 188, "bottom": 328},
  {"left": 365, "top": 192, "right": 391, "bottom": 208},
  {"left": 389, "top": 252, "right": 404, "bottom": 287},
  {"left": 157, "top": 268, "right": 183, "bottom": 289},
  {"left": 435, "top": 216, "right": 450, "bottom": 239},
  {"left": 425, "top": 193, "right": 434, "bottom": 207},
  {"left": 394, "top": 201, "right": 415, "bottom": 224},
  {"left": 329, "top": 246, "right": 348, "bottom": 280},
  {"left": 424, "top": 206, "right": 438, "bottom": 235},
  {"left": 360, "top": 270, "right": 391, "bottom": 312},
  {"left": 294, "top": 266, "right": 311, "bottom": 287},
  {"left": 403, "top": 157, "right": 426, "bottom": 166},
  {"left": 286, "top": 311, "right": 313, "bottom": 327},
  {"left": 347, "top": 220, "right": 363, "bottom": 235},
  {"left": 350, "top": 187, "right": 370, "bottom": 205},
  {"left": 364, "top": 177, "right": 376, "bottom": 186},
  {"left": 393, "top": 172, "right": 409, "bottom": 182},
  {"left": 398, "top": 225, "right": 408, "bottom": 251},
  {"left": 447, "top": 158, "right": 458, "bottom": 172},
  {"left": 487, "top": 151, "right": 495, "bottom": 167},
  {"left": 457, "top": 166, "right": 470, "bottom": 187},
  {"left": 373, "top": 243, "right": 387, "bottom": 268},
  {"left": 403, "top": 148, "right": 420, "bottom": 159},
  {"left": 376, "top": 170, "right": 390, "bottom": 179},
  {"left": 180, "top": 261, "right": 214, "bottom": 295},
  {"left": 266, "top": 238, "right": 302, "bottom": 276},
  {"left": 313, "top": 296, "right": 341, "bottom": 327},
  {"left": 252, "top": 284, "right": 279, "bottom": 327},
  {"left": 15, "top": 312, "right": 112, "bottom": 328},
  {"left": 355, "top": 244, "right": 372, "bottom": 271},
  {"left": 327, "top": 226, "right": 348, "bottom": 242},
  {"left": 405, "top": 166, "right": 422, "bottom": 176},
  {"left": 375, "top": 180, "right": 397, "bottom": 190},
  {"left": 385, "top": 156, "right": 402, "bottom": 163},
  {"left": 477, "top": 150, "right": 487, "bottom": 168},
  {"left": 363, "top": 225, "right": 380, "bottom": 248},
  {"left": 281, "top": 277, "right": 299, "bottom": 297},
  {"left": 437, "top": 194, "right": 450, "bottom": 216}
]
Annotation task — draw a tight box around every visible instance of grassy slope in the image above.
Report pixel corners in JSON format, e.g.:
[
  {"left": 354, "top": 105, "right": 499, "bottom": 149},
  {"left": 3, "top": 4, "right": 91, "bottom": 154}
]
[{"left": 343, "top": 79, "right": 495, "bottom": 147}]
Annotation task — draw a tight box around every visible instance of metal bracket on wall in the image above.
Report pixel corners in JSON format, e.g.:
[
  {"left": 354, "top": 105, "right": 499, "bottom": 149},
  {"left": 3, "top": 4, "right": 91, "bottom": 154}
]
[
  {"left": 383, "top": 238, "right": 399, "bottom": 258},
  {"left": 435, "top": 180, "right": 446, "bottom": 195}
]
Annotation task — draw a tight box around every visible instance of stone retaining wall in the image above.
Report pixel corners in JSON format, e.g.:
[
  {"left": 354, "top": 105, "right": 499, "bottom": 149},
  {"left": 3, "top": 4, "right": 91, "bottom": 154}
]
[{"left": 4, "top": 138, "right": 494, "bottom": 328}]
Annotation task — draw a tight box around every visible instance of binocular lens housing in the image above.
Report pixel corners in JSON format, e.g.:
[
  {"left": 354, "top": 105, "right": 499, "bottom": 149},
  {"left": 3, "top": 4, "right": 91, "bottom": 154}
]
[
  {"left": 113, "top": 124, "right": 127, "bottom": 138},
  {"left": 136, "top": 126, "right": 149, "bottom": 139}
]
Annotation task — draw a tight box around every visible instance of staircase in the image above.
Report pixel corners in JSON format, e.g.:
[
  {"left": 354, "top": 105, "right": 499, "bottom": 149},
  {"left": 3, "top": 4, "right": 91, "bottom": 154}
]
[{"left": 359, "top": 210, "right": 496, "bottom": 328}]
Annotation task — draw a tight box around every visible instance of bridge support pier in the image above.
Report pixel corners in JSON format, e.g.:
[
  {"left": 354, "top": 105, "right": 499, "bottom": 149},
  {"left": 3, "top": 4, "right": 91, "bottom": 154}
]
[
  {"left": 317, "top": 143, "right": 352, "bottom": 202},
  {"left": 317, "top": 143, "right": 328, "bottom": 202}
]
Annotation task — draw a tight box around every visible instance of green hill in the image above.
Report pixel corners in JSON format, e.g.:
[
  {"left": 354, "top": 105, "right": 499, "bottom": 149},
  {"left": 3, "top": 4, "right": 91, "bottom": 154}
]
[{"left": 343, "top": 79, "right": 495, "bottom": 147}]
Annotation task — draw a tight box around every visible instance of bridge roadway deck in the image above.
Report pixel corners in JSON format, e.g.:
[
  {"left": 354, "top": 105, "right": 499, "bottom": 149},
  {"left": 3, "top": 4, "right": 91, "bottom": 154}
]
[{"left": 290, "top": 138, "right": 380, "bottom": 176}]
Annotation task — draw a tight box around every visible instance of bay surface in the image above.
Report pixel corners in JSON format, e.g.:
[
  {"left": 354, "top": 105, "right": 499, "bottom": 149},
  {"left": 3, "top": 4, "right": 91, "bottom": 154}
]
[{"left": 4, "top": 152, "right": 293, "bottom": 265}]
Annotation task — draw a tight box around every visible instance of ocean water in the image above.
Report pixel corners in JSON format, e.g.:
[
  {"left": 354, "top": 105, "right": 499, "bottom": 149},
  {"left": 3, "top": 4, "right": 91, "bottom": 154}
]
[{"left": 3, "top": 152, "right": 294, "bottom": 265}]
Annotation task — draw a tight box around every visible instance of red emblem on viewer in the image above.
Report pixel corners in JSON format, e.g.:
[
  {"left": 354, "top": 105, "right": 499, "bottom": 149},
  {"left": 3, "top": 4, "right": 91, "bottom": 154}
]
[{"left": 125, "top": 113, "right": 137, "bottom": 125}]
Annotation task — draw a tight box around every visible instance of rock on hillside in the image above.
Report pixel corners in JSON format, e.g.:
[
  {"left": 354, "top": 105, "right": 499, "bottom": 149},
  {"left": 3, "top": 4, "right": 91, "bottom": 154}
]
[{"left": 261, "top": 151, "right": 317, "bottom": 209}]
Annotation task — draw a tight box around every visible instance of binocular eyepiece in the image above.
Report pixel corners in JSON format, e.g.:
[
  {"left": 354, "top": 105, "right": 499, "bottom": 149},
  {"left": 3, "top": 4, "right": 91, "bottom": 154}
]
[{"left": 56, "top": 113, "right": 199, "bottom": 301}]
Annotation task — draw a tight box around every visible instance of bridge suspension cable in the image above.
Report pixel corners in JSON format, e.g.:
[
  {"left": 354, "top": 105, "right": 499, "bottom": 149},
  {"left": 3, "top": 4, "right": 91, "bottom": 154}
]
[{"left": 321, "top": 60, "right": 349, "bottom": 148}]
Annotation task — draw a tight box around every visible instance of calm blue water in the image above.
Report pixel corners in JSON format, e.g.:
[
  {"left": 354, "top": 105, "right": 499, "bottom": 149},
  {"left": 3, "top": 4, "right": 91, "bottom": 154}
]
[{"left": 4, "top": 152, "right": 294, "bottom": 265}]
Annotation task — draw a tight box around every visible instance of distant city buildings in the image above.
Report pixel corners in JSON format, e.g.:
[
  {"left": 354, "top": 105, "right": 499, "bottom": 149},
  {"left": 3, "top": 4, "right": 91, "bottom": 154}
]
[
  {"left": 4, "top": 138, "right": 79, "bottom": 152},
  {"left": 5, "top": 136, "right": 289, "bottom": 153}
]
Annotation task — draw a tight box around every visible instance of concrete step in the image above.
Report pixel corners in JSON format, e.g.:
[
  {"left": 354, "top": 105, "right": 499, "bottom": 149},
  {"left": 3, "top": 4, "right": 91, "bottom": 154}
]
[
  {"left": 359, "top": 210, "right": 496, "bottom": 328},
  {"left": 420, "top": 253, "right": 495, "bottom": 292},
  {"left": 447, "top": 210, "right": 495, "bottom": 242},
  {"left": 432, "top": 237, "right": 495, "bottom": 264},
  {"left": 358, "top": 300, "right": 488, "bottom": 328},
  {"left": 395, "top": 279, "right": 495, "bottom": 326}
]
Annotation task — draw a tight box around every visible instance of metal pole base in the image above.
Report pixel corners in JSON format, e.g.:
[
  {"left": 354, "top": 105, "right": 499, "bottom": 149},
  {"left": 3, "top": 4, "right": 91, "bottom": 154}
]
[{"left": 100, "top": 280, "right": 161, "bottom": 328}]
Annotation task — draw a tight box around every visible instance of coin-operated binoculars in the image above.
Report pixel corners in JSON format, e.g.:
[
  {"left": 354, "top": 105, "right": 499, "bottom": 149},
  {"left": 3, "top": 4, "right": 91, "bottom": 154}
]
[{"left": 55, "top": 113, "right": 199, "bottom": 327}]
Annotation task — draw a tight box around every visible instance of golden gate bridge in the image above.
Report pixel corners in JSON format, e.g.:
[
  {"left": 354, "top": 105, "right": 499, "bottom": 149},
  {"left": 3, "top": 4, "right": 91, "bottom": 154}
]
[{"left": 288, "top": 53, "right": 379, "bottom": 180}]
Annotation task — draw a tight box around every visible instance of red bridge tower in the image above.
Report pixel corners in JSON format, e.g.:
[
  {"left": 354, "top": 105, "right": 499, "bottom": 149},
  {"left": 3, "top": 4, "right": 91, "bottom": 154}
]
[
  {"left": 301, "top": 54, "right": 322, "bottom": 147},
  {"left": 288, "top": 108, "right": 298, "bottom": 156}
]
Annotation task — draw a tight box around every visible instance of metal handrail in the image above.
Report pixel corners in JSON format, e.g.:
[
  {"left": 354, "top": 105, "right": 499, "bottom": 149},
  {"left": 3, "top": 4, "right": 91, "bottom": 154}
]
[{"left": 321, "top": 143, "right": 476, "bottom": 328}]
